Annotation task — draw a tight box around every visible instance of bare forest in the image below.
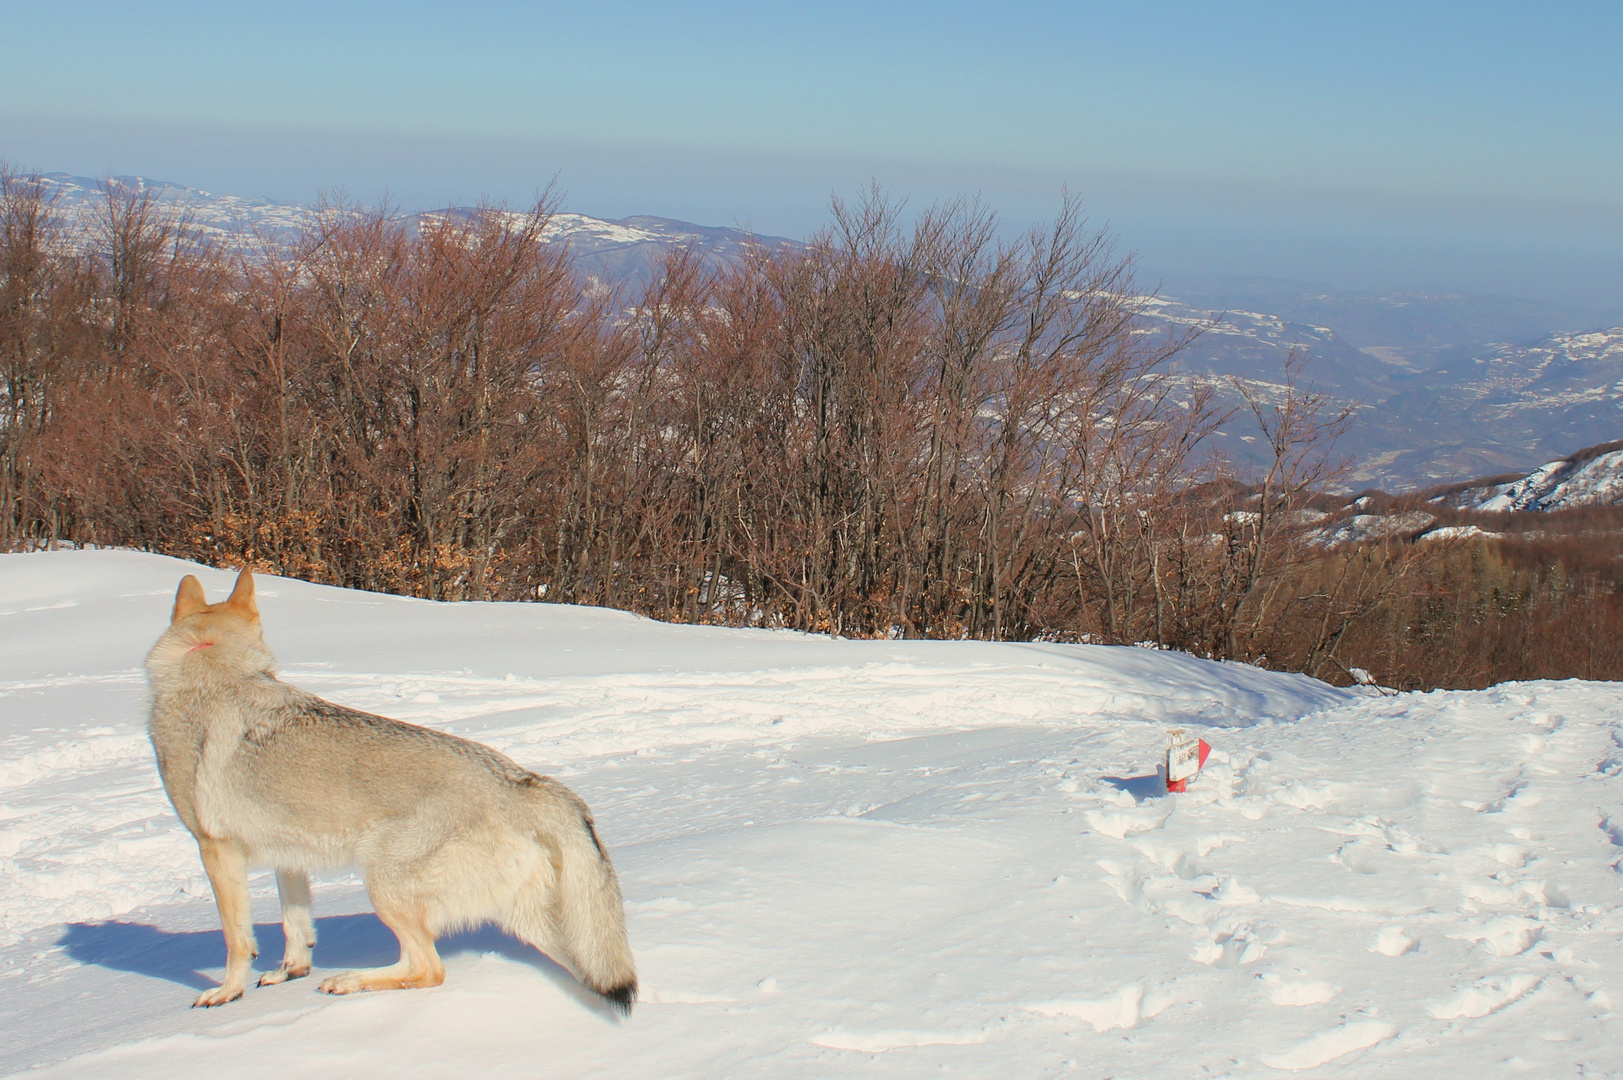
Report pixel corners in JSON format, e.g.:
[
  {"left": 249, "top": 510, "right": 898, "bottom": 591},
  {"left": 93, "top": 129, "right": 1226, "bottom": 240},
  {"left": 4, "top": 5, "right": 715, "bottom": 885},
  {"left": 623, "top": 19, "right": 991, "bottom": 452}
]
[{"left": 3, "top": 168, "right": 1619, "bottom": 689}]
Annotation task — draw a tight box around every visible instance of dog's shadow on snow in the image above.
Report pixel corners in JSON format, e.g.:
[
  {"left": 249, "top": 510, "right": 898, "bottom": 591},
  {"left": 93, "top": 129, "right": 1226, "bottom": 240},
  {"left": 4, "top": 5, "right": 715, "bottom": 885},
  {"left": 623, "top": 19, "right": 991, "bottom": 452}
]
[
  {"left": 57, "top": 915, "right": 602, "bottom": 1010},
  {"left": 1101, "top": 771, "right": 1166, "bottom": 802}
]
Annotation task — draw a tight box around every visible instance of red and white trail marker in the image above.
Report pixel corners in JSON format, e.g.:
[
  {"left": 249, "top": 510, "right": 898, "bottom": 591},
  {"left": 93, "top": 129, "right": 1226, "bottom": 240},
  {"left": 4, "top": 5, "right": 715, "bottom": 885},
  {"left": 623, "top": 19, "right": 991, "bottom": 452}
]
[{"left": 1165, "top": 728, "right": 1211, "bottom": 793}]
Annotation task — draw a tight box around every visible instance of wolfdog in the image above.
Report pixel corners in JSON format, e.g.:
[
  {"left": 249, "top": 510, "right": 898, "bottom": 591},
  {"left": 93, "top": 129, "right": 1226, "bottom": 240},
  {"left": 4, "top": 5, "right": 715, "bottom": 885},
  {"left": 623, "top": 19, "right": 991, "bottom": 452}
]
[{"left": 145, "top": 569, "right": 636, "bottom": 1010}]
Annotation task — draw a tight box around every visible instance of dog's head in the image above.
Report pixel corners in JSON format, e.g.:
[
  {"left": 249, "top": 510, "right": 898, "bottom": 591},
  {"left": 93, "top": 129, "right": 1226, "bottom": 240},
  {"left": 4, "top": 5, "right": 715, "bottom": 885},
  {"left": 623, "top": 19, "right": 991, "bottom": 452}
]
[
  {"left": 171, "top": 567, "right": 260, "bottom": 628},
  {"left": 151, "top": 568, "right": 275, "bottom": 676}
]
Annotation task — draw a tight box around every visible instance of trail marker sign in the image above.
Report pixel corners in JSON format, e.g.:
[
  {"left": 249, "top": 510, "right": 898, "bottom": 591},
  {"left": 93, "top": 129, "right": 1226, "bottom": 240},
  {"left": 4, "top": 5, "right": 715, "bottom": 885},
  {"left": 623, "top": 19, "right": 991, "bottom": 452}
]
[{"left": 1165, "top": 728, "right": 1211, "bottom": 793}]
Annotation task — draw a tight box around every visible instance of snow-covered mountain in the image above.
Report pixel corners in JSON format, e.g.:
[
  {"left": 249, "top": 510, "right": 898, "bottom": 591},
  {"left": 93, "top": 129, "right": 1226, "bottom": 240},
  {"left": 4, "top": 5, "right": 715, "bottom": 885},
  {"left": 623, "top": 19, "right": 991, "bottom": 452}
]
[
  {"left": 1437, "top": 440, "right": 1623, "bottom": 512},
  {"left": 35, "top": 172, "right": 311, "bottom": 248},
  {"left": 32, "top": 173, "right": 784, "bottom": 286}
]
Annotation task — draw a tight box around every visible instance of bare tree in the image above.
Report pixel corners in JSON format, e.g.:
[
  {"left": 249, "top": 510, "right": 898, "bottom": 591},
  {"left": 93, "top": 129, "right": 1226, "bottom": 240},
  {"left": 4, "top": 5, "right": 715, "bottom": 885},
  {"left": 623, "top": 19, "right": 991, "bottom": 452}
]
[
  {"left": 0, "top": 166, "right": 92, "bottom": 546},
  {"left": 1208, "top": 352, "right": 1356, "bottom": 658}
]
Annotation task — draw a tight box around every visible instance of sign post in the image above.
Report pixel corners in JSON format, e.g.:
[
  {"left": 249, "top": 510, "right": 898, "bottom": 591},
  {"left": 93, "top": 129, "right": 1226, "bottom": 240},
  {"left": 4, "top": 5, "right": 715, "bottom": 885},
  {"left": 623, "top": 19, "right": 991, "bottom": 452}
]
[{"left": 1165, "top": 728, "right": 1212, "bottom": 793}]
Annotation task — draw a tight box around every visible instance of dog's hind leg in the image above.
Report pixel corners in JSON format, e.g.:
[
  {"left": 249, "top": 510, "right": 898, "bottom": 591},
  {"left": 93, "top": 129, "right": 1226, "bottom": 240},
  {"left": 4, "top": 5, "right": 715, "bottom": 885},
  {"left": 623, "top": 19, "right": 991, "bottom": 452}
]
[
  {"left": 259, "top": 869, "right": 315, "bottom": 986},
  {"left": 317, "top": 900, "right": 445, "bottom": 995},
  {"left": 193, "top": 837, "right": 257, "bottom": 1007}
]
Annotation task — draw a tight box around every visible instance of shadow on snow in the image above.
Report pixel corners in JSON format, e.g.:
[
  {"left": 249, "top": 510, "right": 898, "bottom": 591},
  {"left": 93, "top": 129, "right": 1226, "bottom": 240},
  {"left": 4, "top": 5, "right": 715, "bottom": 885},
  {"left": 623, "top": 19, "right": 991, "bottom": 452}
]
[
  {"left": 57, "top": 913, "right": 593, "bottom": 1005},
  {"left": 1100, "top": 771, "right": 1167, "bottom": 802}
]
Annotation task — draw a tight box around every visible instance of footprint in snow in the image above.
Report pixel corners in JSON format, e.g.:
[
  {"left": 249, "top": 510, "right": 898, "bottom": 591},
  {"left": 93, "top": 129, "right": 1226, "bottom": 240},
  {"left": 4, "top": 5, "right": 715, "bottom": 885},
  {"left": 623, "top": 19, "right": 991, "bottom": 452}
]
[
  {"left": 1452, "top": 915, "right": 1542, "bottom": 957},
  {"left": 1191, "top": 923, "right": 1266, "bottom": 967},
  {"left": 1272, "top": 782, "right": 1345, "bottom": 812},
  {"left": 1025, "top": 981, "right": 1176, "bottom": 1032},
  {"left": 1526, "top": 711, "right": 1565, "bottom": 733},
  {"left": 1085, "top": 808, "right": 1168, "bottom": 839},
  {"left": 1478, "top": 779, "right": 1543, "bottom": 814},
  {"left": 1095, "top": 859, "right": 1153, "bottom": 913},
  {"left": 1131, "top": 838, "right": 1198, "bottom": 878},
  {"left": 1255, "top": 973, "right": 1339, "bottom": 1007},
  {"left": 1373, "top": 925, "right": 1418, "bottom": 957},
  {"left": 1258, "top": 1019, "right": 1397, "bottom": 1071},
  {"left": 1428, "top": 974, "right": 1542, "bottom": 1020}
]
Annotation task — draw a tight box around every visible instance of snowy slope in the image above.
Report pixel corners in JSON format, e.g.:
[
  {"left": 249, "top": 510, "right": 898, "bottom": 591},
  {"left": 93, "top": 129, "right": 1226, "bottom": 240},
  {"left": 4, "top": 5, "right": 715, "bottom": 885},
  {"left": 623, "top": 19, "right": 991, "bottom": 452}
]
[
  {"left": 36, "top": 173, "right": 313, "bottom": 250},
  {"left": 1449, "top": 445, "right": 1623, "bottom": 512},
  {"left": 1307, "top": 511, "right": 1438, "bottom": 548},
  {"left": 2, "top": 554, "right": 1620, "bottom": 1078}
]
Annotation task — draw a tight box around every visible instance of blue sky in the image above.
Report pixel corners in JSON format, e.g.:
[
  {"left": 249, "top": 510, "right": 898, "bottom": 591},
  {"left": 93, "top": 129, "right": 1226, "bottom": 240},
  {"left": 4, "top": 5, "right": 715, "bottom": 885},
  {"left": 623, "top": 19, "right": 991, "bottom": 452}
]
[{"left": 2, "top": 1, "right": 1620, "bottom": 307}]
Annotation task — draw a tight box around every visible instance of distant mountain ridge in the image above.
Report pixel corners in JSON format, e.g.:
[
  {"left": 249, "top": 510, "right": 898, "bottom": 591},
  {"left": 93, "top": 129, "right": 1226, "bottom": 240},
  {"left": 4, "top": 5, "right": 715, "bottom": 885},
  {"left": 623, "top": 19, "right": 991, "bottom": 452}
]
[
  {"left": 20, "top": 171, "right": 1621, "bottom": 493},
  {"left": 1434, "top": 439, "right": 1623, "bottom": 512},
  {"left": 33, "top": 172, "right": 788, "bottom": 286},
  {"left": 36, "top": 172, "right": 310, "bottom": 246},
  {"left": 1129, "top": 294, "right": 1623, "bottom": 489},
  {"left": 1376, "top": 329, "right": 1623, "bottom": 482}
]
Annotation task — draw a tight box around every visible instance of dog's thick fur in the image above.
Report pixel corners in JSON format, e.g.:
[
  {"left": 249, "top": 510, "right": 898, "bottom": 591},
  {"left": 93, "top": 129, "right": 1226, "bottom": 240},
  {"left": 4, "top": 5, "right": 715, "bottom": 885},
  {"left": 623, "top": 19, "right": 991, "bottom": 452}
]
[{"left": 145, "top": 569, "right": 636, "bottom": 1010}]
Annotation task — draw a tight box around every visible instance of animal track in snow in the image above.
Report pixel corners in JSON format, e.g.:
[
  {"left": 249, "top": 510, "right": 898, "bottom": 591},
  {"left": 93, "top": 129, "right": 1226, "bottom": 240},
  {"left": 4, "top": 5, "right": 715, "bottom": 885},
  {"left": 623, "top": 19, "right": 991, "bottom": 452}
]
[
  {"left": 1453, "top": 915, "right": 1543, "bottom": 957},
  {"left": 1095, "top": 859, "right": 1153, "bottom": 912},
  {"left": 1272, "top": 781, "right": 1348, "bottom": 811},
  {"left": 1084, "top": 808, "right": 1168, "bottom": 840},
  {"left": 1428, "top": 974, "right": 1542, "bottom": 1020},
  {"left": 1025, "top": 981, "right": 1176, "bottom": 1032},
  {"left": 1256, "top": 973, "right": 1339, "bottom": 1006},
  {"left": 1482, "top": 780, "right": 1543, "bottom": 814},
  {"left": 1190, "top": 921, "right": 1266, "bottom": 966},
  {"left": 1373, "top": 925, "right": 1418, "bottom": 957},
  {"left": 1462, "top": 876, "right": 1568, "bottom": 909},
  {"left": 1131, "top": 839, "right": 1199, "bottom": 878},
  {"left": 1526, "top": 711, "right": 1565, "bottom": 733},
  {"left": 1210, "top": 875, "right": 1261, "bottom": 905},
  {"left": 1258, "top": 1019, "right": 1397, "bottom": 1071}
]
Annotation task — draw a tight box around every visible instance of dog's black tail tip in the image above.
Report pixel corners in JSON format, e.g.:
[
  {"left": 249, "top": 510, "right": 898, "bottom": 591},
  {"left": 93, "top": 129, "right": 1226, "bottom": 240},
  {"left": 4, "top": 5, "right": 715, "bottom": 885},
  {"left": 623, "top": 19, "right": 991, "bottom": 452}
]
[{"left": 603, "top": 980, "right": 636, "bottom": 1015}]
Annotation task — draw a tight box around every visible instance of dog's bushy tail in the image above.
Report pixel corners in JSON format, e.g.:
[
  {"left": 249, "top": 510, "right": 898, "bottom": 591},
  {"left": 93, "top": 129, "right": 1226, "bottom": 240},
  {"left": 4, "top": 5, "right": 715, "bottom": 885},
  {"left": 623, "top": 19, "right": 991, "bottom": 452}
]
[{"left": 508, "top": 780, "right": 637, "bottom": 1013}]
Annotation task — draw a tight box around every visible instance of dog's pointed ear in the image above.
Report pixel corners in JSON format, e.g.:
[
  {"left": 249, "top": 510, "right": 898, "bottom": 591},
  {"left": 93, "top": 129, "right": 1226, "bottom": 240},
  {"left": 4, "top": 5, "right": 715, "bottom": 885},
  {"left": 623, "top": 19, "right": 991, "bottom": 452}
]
[
  {"left": 222, "top": 567, "right": 259, "bottom": 622},
  {"left": 171, "top": 575, "right": 208, "bottom": 623}
]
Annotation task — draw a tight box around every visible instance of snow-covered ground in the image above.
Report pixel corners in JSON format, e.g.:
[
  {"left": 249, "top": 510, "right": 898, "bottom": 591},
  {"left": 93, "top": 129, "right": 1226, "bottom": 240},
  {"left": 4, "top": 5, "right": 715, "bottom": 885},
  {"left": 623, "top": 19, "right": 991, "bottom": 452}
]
[
  {"left": 1307, "top": 511, "right": 1438, "bottom": 548},
  {"left": 2, "top": 550, "right": 1619, "bottom": 1078}
]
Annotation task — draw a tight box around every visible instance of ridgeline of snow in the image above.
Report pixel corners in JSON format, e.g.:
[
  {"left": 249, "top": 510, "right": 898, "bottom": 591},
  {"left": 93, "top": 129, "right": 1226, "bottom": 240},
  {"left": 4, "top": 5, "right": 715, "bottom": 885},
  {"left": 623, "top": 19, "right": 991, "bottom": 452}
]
[
  {"left": 1451, "top": 445, "right": 1623, "bottom": 513},
  {"left": 36, "top": 173, "right": 314, "bottom": 249},
  {"left": 1307, "top": 511, "right": 1437, "bottom": 548},
  {"left": 1418, "top": 524, "right": 1505, "bottom": 542},
  {"left": 31, "top": 173, "right": 780, "bottom": 275},
  {"left": 3, "top": 551, "right": 1621, "bottom": 1078}
]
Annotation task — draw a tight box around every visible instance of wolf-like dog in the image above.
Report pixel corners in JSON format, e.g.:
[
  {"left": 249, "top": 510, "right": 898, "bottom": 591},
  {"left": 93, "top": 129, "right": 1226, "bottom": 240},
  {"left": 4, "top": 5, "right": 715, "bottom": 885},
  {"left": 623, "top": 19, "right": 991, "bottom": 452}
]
[{"left": 145, "top": 568, "right": 636, "bottom": 1010}]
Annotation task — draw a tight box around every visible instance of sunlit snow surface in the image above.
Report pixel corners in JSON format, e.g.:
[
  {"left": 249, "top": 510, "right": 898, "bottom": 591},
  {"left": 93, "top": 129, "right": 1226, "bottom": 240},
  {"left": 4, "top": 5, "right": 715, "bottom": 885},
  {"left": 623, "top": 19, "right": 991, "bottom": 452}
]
[
  {"left": 1, "top": 551, "right": 1619, "bottom": 1077},
  {"left": 1466, "top": 449, "right": 1623, "bottom": 512}
]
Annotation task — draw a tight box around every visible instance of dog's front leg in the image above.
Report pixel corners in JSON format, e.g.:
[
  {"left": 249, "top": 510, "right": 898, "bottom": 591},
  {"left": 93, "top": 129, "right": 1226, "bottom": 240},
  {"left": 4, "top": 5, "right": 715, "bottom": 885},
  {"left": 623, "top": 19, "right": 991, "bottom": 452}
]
[
  {"left": 194, "top": 836, "right": 257, "bottom": 1006},
  {"left": 259, "top": 869, "right": 315, "bottom": 986}
]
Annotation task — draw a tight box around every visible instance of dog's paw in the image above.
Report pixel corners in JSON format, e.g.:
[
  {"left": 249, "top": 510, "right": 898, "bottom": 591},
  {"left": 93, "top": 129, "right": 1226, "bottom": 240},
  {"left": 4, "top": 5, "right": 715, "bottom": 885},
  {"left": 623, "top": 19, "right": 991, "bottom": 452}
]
[
  {"left": 192, "top": 984, "right": 244, "bottom": 1008},
  {"left": 318, "top": 971, "right": 365, "bottom": 995},
  {"left": 258, "top": 964, "right": 311, "bottom": 987}
]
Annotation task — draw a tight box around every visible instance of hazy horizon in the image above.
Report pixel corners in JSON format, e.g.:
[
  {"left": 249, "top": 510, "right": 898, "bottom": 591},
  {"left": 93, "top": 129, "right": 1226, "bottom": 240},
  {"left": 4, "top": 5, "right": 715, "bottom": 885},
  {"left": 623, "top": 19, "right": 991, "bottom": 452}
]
[{"left": 3, "top": 1, "right": 1619, "bottom": 310}]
